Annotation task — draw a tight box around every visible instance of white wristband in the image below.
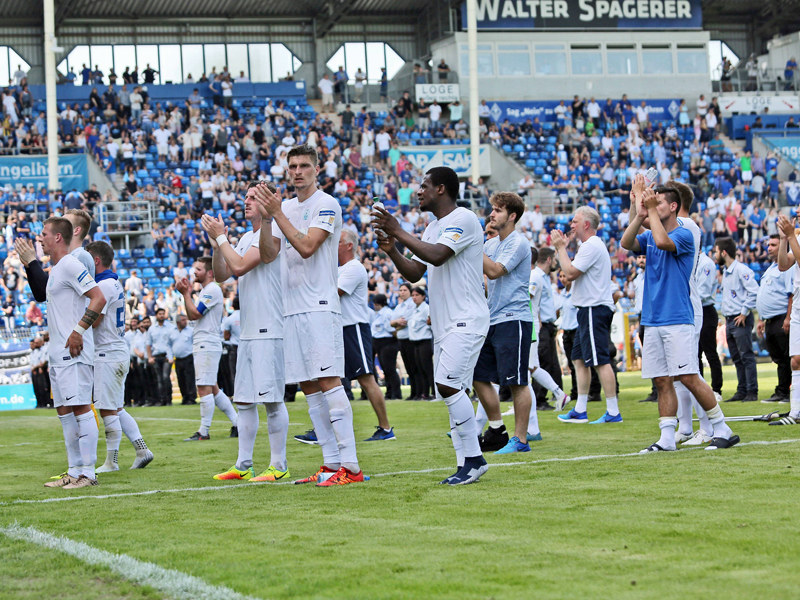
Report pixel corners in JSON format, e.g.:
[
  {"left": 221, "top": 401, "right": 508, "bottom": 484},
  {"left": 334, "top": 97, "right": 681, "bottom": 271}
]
[
  {"left": 73, "top": 324, "right": 86, "bottom": 335},
  {"left": 215, "top": 234, "right": 228, "bottom": 247}
]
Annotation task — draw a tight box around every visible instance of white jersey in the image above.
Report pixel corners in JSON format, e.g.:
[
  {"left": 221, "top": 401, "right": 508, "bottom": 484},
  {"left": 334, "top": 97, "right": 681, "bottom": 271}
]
[
  {"left": 571, "top": 235, "right": 614, "bottom": 309},
  {"left": 337, "top": 258, "right": 371, "bottom": 326},
  {"left": 94, "top": 277, "right": 129, "bottom": 362},
  {"left": 677, "top": 216, "right": 702, "bottom": 325},
  {"left": 276, "top": 189, "right": 342, "bottom": 316},
  {"left": 792, "top": 262, "right": 800, "bottom": 323},
  {"left": 234, "top": 228, "right": 283, "bottom": 340},
  {"left": 71, "top": 246, "right": 96, "bottom": 276},
  {"left": 46, "top": 254, "right": 98, "bottom": 366},
  {"left": 414, "top": 207, "right": 489, "bottom": 342},
  {"left": 192, "top": 282, "right": 223, "bottom": 351}
]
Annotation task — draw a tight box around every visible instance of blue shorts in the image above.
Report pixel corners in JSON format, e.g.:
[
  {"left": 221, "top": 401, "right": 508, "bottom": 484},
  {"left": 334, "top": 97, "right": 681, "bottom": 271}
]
[
  {"left": 572, "top": 305, "right": 614, "bottom": 367},
  {"left": 473, "top": 320, "right": 532, "bottom": 385},
  {"left": 343, "top": 323, "right": 374, "bottom": 380}
]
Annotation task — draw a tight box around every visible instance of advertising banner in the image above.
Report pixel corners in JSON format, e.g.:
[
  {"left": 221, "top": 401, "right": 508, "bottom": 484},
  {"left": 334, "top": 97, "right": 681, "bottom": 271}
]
[
  {"left": 0, "top": 341, "right": 36, "bottom": 412},
  {"left": 0, "top": 154, "right": 88, "bottom": 191},
  {"left": 461, "top": 0, "right": 702, "bottom": 30},
  {"left": 398, "top": 145, "right": 492, "bottom": 177},
  {"left": 486, "top": 98, "right": 681, "bottom": 123}
]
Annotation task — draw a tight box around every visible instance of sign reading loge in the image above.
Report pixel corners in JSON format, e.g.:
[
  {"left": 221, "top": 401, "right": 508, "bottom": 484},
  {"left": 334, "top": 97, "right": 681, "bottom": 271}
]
[
  {"left": 718, "top": 95, "right": 800, "bottom": 116},
  {"left": 415, "top": 84, "right": 461, "bottom": 103},
  {"left": 0, "top": 154, "right": 88, "bottom": 191},
  {"left": 461, "top": 0, "right": 702, "bottom": 30},
  {"left": 398, "top": 145, "right": 491, "bottom": 177}
]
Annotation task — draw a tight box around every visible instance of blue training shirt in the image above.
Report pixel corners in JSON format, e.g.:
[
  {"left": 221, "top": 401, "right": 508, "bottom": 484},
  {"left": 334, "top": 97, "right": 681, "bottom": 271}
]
[
  {"left": 484, "top": 230, "right": 533, "bottom": 325},
  {"left": 636, "top": 227, "right": 695, "bottom": 327}
]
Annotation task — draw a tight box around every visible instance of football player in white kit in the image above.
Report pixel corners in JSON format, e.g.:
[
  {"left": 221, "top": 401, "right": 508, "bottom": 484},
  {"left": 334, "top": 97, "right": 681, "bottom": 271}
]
[
  {"left": 41, "top": 218, "right": 107, "bottom": 489},
  {"left": 86, "top": 242, "right": 154, "bottom": 472},
  {"left": 203, "top": 181, "right": 290, "bottom": 482},
  {"left": 373, "top": 166, "right": 490, "bottom": 485},
  {"left": 775, "top": 214, "right": 800, "bottom": 426},
  {"left": 255, "top": 144, "right": 364, "bottom": 486},
  {"left": 179, "top": 257, "right": 239, "bottom": 441}
]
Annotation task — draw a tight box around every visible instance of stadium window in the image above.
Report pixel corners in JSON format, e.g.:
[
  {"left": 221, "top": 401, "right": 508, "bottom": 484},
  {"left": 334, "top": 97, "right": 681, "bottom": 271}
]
[
  {"left": 606, "top": 46, "right": 638, "bottom": 75},
  {"left": 271, "top": 44, "right": 299, "bottom": 82},
  {"left": 204, "top": 44, "right": 227, "bottom": 77},
  {"left": 327, "top": 42, "right": 403, "bottom": 84},
  {"left": 248, "top": 44, "right": 271, "bottom": 82},
  {"left": 226, "top": 44, "right": 249, "bottom": 81},
  {"left": 59, "top": 45, "right": 90, "bottom": 82},
  {"left": 136, "top": 45, "right": 160, "bottom": 83},
  {"left": 459, "top": 44, "right": 495, "bottom": 77},
  {"left": 89, "top": 45, "right": 113, "bottom": 85},
  {"left": 570, "top": 46, "right": 602, "bottom": 76},
  {"left": 642, "top": 46, "right": 673, "bottom": 75},
  {"left": 497, "top": 44, "right": 531, "bottom": 76},
  {"left": 677, "top": 47, "right": 708, "bottom": 75},
  {"left": 113, "top": 45, "right": 136, "bottom": 79},
  {"left": 534, "top": 44, "right": 567, "bottom": 76},
  {"left": 2, "top": 47, "right": 31, "bottom": 86},
  {"left": 159, "top": 45, "right": 182, "bottom": 84},
  {"left": 182, "top": 45, "right": 205, "bottom": 83}
]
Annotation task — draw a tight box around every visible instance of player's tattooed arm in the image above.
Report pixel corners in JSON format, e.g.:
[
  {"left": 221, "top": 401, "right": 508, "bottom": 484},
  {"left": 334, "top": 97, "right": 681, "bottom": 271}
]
[{"left": 79, "top": 308, "right": 101, "bottom": 329}]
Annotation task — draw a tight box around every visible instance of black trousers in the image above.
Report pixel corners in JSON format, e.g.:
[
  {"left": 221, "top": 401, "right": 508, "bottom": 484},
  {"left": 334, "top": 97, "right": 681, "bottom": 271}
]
[
  {"left": 562, "top": 328, "right": 577, "bottom": 399},
  {"left": 227, "top": 344, "right": 238, "bottom": 391},
  {"left": 412, "top": 338, "right": 434, "bottom": 397},
  {"left": 373, "top": 337, "right": 401, "bottom": 399},
  {"left": 126, "top": 360, "right": 148, "bottom": 406},
  {"left": 534, "top": 322, "right": 563, "bottom": 405},
  {"left": 152, "top": 354, "right": 172, "bottom": 405},
  {"left": 698, "top": 304, "right": 723, "bottom": 393},
  {"left": 174, "top": 355, "right": 197, "bottom": 404},
  {"left": 217, "top": 346, "right": 234, "bottom": 397},
  {"left": 399, "top": 338, "right": 420, "bottom": 399},
  {"left": 765, "top": 313, "right": 791, "bottom": 397},
  {"left": 32, "top": 368, "right": 51, "bottom": 407},
  {"left": 638, "top": 325, "right": 656, "bottom": 396}
]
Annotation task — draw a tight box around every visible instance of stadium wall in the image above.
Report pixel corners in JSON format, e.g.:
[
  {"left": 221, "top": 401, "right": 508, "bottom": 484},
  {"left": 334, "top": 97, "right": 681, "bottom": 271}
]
[{"left": 431, "top": 29, "right": 711, "bottom": 101}]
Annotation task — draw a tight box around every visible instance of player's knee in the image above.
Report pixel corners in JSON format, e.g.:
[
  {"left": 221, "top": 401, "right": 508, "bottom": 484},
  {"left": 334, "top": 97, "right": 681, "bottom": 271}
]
[
  {"left": 436, "top": 383, "right": 458, "bottom": 399},
  {"left": 792, "top": 355, "right": 800, "bottom": 371}
]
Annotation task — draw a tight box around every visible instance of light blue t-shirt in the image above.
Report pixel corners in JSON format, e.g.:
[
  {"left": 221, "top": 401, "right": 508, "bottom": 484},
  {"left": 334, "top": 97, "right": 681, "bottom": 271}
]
[
  {"left": 636, "top": 227, "right": 695, "bottom": 326},
  {"left": 484, "top": 231, "right": 533, "bottom": 325}
]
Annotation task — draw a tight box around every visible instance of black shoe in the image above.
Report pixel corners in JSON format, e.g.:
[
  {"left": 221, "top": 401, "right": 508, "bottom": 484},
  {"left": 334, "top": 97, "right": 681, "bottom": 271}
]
[
  {"left": 639, "top": 393, "right": 658, "bottom": 403},
  {"left": 478, "top": 425, "right": 508, "bottom": 452},
  {"left": 183, "top": 431, "right": 210, "bottom": 441},
  {"left": 742, "top": 393, "right": 758, "bottom": 403},
  {"left": 762, "top": 393, "right": 789, "bottom": 403},
  {"left": 724, "top": 392, "right": 746, "bottom": 402},
  {"left": 229, "top": 426, "right": 238, "bottom": 438},
  {"left": 587, "top": 394, "right": 602, "bottom": 403},
  {"left": 706, "top": 434, "right": 740, "bottom": 450},
  {"left": 537, "top": 403, "right": 555, "bottom": 411}
]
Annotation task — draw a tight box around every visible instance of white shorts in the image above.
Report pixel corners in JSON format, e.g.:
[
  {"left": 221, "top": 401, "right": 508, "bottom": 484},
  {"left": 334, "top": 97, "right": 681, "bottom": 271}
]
[
  {"left": 790, "top": 319, "right": 800, "bottom": 356},
  {"left": 741, "top": 170, "right": 753, "bottom": 182},
  {"left": 235, "top": 339, "right": 285, "bottom": 403},
  {"left": 194, "top": 350, "right": 222, "bottom": 386},
  {"left": 50, "top": 363, "right": 94, "bottom": 408},
  {"left": 433, "top": 332, "right": 485, "bottom": 395},
  {"left": 528, "top": 338, "right": 540, "bottom": 369},
  {"left": 283, "top": 312, "right": 344, "bottom": 384},
  {"left": 93, "top": 361, "right": 129, "bottom": 410},
  {"left": 641, "top": 324, "right": 699, "bottom": 378}
]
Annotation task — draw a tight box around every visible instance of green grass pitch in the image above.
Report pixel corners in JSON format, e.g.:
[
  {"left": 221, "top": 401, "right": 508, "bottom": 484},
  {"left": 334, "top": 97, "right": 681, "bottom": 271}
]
[{"left": 1, "top": 363, "right": 799, "bottom": 599}]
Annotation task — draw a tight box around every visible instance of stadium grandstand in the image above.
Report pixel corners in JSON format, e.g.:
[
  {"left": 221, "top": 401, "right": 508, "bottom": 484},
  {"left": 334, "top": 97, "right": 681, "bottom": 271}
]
[{"left": 3, "top": 1, "right": 800, "bottom": 594}]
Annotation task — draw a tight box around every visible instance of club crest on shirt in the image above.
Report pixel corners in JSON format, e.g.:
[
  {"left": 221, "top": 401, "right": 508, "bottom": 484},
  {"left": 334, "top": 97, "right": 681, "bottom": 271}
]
[
  {"left": 743, "top": 273, "right": 750, "bottom": 280},
  {"left": 442, "top": 226, "right": 463, "bottom": 242},
  {"left": 731, "top": 290, "right": 737, "bottom": 298}
]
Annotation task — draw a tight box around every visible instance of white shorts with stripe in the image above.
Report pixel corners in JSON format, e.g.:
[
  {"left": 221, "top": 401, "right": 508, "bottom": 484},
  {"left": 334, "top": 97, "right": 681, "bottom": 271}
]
[
  {"left": 93, "top": 360, "right": 129, "bottom": 410},
  {"left": 50, "top": 363, "right": 94, "bottom": 408},
  {"left": 234, "top": 339, "right": 285, "bottom": 403}
]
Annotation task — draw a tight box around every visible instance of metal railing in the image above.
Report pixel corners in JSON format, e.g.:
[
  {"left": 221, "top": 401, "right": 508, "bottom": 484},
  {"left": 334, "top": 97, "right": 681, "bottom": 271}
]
[
  {"left": 96, "top": 200, "right": 154, "bottom": 236},
  {"left": 713, "top": 67, "right": 800, "bottom": 94}
]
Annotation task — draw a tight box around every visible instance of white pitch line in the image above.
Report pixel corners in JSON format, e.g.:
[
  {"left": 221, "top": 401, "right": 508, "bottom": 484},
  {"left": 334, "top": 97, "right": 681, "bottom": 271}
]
[
  {"left": 0, "top": 523, "right": 259, "bottom": 600},
  {"left": 3, "top": 437, "right": 798, "bottom": 508}
]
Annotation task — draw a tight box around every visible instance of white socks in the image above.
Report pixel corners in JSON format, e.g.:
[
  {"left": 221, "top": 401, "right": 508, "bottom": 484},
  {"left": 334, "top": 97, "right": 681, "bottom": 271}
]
[
  {"left": 575, "top": 394, "right": 588, "bottom": 414},
  {"left": 675, "top": 382, "right": 693, "bottom": 435},
  {"left": 531, "top": 367, "right": 558, "bottom": 392},
  {"left": 58, "top": 413, "right": 81, "bottom": 478},
  {"left": 306, "top": 391, "right": 340, "bottom": 469},
  {"left": 444, "top": 390, "right": 481, "bottom": 465},
  {"left": 605, "top": 396, "right": 619, "bottom": 416},
  {"left": 657, "top": 417, "right": 678, "bottom": 450},
  {"left": 527, "top": 384, "right": 540, "bottom": 436},
  {"left": 101, "top": 415, "right": 122, "bottom": 467},
  {"left": 214, "top": 390, "right": 238, "bottom": 427},
  {"left": 235, "top": 403, "right": 258, "bottom": 470},
  {"left": 75, "top": 411, "right": 99, "bottom": 480},
  {"left": 475, "top": 402, "right": 488, "bottom": 433},
  {"left": 198, "top": 393, "right": 215, "bottom": 436},
  {"left": 693, "top": 399, "right": 712, "bottom": 436},
  {"left": 791, "top": 370, "right": 800, "bottom": 418},
  {"left": 706, "top": 404, "right": 733, "bottom": 440},
  {"left": 324, "top": 385, "right": 359, "bottom": 473},
  {"left": 265, "top": 402, "right": 289, "bottom": 472},
  {"left": 118, "top": 408, "right": 144, "bottom": 447}
]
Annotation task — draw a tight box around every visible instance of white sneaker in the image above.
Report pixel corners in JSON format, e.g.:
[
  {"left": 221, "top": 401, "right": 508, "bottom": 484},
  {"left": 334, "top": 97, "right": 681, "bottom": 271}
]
[
  {"left": 675, "top": 431, "right": 694, "bottom": 444},
  {"left": 500, "top": 406, "right": 515, "bottom": 417},
  {"left": 553, "top": 388, "right": 570, "bottom": 412},
  {"left": 95, "top": 462, "right": 119, "bottom": 473},
  {"left": 130, "top": 450, "right": 154, "bottom": 469},
  {"left": 681, "top": 430, "right": 713, "bottom": 446}
]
